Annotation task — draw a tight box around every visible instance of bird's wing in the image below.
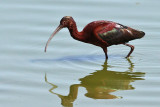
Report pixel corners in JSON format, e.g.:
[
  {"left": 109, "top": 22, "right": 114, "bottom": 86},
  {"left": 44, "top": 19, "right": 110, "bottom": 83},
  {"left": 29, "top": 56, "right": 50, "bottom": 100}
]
[{"left": 94, "top": 23, "right": 132, "bottom": 45}]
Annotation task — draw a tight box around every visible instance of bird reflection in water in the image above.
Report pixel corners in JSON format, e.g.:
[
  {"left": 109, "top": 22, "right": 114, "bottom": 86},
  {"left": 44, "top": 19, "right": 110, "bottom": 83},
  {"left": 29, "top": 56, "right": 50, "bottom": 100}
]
[{"left": 45, "top": 59, "right": 145, "bottom": 107}]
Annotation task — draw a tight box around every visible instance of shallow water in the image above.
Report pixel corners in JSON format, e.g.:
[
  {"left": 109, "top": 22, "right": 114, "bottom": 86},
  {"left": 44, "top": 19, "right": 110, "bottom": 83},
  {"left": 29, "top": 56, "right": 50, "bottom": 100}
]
[{"left": 0, "top": 0, "right": 160, "bottom": 107}]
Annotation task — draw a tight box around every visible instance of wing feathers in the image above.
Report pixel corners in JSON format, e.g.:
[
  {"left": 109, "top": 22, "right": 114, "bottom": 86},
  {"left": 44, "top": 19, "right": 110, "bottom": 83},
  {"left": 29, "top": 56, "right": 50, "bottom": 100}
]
[{"left": 96, "top": 23, "right": 136, "bottom": 45}]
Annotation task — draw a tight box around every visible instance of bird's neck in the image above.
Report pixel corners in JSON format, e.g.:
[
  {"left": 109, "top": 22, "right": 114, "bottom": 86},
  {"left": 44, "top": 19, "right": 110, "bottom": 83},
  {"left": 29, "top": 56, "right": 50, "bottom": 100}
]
[{"left": 68, "top": 21, "right": 86, "bottom": 41}]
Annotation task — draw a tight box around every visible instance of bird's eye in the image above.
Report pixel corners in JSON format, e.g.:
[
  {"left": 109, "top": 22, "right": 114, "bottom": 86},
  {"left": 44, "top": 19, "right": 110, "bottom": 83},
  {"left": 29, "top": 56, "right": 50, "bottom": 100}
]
[{"left": 63, "top": 21, "right": 66, "bottom": 25}]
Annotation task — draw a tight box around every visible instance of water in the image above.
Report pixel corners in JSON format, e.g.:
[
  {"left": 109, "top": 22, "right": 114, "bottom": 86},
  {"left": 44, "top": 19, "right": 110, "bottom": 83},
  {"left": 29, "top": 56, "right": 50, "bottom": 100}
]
[{"left": 0, "top": 0, "right": 160, "bottom": 107}]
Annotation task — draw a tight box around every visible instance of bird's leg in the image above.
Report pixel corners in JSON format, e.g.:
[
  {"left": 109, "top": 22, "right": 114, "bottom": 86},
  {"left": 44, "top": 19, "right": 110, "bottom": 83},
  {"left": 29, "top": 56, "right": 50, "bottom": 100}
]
[
  {"left": 103, "top": 48, "right": 108, "bottom": 59},
  {"left": 124, "top": 43, "right": 134, "bottom": 58}
]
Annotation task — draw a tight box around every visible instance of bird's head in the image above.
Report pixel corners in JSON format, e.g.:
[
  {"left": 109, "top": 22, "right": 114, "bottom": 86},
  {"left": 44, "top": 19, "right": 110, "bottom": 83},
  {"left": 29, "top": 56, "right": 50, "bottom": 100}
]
[
  {"left": 60, "top": 16, "right": 74, "bottom": 28},
  {"left": 44, "top": 16, "right": 74, "bottom": 52}
]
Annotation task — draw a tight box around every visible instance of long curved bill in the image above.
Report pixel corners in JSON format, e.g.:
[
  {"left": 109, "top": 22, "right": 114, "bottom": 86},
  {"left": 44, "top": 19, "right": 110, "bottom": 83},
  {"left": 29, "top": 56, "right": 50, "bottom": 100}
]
[{"left": 44, "top": 25, "right": 63, "bottom": 52}]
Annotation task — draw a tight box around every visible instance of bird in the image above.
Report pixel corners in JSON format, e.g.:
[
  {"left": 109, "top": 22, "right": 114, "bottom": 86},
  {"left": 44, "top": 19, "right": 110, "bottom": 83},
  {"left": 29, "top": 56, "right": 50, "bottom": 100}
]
[{"left": 45, "top": 16, "right": 145, "bottom": 59}]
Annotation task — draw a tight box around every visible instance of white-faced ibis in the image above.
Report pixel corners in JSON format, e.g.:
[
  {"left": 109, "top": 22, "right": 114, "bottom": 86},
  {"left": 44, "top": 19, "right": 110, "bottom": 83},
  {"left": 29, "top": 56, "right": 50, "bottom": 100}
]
[{"left": 45, "top": 16, "right": 145, "bottom": 59}]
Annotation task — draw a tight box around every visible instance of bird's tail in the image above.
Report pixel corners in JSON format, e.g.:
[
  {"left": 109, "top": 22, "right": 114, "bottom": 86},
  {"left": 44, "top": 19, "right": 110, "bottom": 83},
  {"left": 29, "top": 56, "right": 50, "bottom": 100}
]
[{"left": 128, "top": 27, "right": 145, "bottom": 39}]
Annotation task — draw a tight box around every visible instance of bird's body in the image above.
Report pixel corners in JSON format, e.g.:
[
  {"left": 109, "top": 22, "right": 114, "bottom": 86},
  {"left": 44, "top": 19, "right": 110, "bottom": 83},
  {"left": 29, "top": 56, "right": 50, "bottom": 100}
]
[{"left": 45, "top": 16, "right": 145, "bottom": 59}]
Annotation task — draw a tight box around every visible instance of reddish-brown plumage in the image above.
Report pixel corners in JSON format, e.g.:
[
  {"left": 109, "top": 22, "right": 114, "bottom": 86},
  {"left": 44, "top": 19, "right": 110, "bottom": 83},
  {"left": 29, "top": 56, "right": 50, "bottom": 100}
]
[{"left": 45, "top": 16, "right": 145, "bottom": 59}]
